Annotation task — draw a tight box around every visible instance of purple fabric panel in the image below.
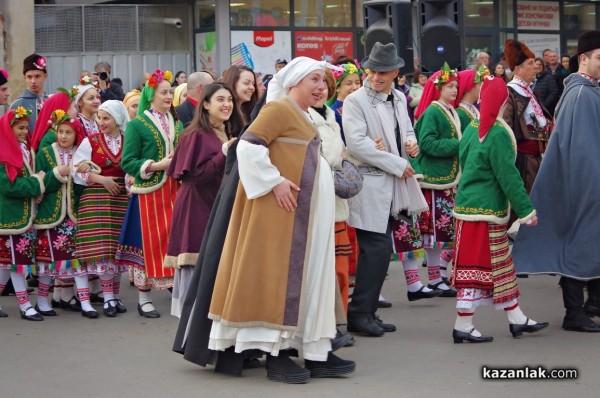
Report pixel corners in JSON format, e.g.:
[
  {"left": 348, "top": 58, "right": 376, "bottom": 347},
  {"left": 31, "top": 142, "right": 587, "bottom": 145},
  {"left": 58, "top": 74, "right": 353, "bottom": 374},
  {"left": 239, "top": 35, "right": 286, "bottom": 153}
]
[
  {"left": 283, "top": 136, "right": 320, "bottom": 326},
  {"left": 241, "top": 132, "right": 267, "bottom": 146}
]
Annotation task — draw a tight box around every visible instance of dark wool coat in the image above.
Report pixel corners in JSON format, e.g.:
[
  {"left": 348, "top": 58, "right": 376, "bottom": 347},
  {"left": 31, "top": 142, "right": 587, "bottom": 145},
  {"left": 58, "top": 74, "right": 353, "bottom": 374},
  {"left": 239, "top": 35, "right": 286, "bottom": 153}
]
[{"left": 513, "top": 73, "right": 600, "bottom": 280}]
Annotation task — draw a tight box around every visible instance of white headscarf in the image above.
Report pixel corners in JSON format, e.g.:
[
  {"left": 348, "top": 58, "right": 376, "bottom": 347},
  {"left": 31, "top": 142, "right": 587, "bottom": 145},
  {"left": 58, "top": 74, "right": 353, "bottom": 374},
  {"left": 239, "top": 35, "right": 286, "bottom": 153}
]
[
  {"left": 99, "top": 100, "right": 130, "bottom": 132},
  {"left": 74, "top": 84, "right": 97, "bottom": 104},
  {"left": 266, "top": 57, "right": 327, "bottom": 103}
]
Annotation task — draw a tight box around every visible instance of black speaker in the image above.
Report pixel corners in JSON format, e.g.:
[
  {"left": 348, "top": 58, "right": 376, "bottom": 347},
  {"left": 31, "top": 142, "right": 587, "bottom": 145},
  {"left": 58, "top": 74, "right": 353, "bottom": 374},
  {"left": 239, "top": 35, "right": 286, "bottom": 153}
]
[
  {"left": 363, "top": 0, "right": 414, "bottom": 73},
  {"left": 418, "top": 0, "right": 464, "bottom": 72}
]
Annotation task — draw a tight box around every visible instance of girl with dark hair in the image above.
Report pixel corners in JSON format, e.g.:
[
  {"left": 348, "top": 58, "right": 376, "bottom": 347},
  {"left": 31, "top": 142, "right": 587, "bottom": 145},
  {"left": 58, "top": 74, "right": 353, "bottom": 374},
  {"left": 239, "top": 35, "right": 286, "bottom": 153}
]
[
  {"left": 220, "top": 65, "right": 258, "bottom": 126},
  {"left": 165, "top": 82, "right": 242, "bottom": 317}
]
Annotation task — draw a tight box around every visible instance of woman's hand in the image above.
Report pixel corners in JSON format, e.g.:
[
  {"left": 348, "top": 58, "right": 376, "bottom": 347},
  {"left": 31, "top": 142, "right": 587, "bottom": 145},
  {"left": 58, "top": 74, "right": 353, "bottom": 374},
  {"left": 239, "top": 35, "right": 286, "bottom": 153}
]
[
  {"left": 272, "top": 179, "right": 301, "bottom": 212},
  {"left": 101, "top": 176, "right": 122, "bottom": 196},
  {"left": 35, "top": 195, "right": 44, "bottom": 204},
  {"left": 152, "top": 153, "right": 174, "bottom": 171},
  {"left": 37, "top": 171, "right": 46, "bottom": 179},
  {"left": 406, "top": 140, "right": 420, "bottom": 157},
  {"left": 525, "top": 215, "right": 538, "bottom": 227},
  {"left": 76, "top": 162, "right": 91, "bottom": 173},
  {"left": 57, "top": 165, "right": 70, "bottom": 177}
]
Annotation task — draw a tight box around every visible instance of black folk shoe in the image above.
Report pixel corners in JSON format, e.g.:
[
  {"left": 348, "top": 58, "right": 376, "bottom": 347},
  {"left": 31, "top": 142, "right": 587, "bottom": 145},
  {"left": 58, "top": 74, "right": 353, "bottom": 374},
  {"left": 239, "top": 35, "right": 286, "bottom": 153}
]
[
  {"left": 452, "top": 328, "right": 493, "bottom": 343},
  {"left": 509, "top": 318, "right": 549, "bottom": 338}
]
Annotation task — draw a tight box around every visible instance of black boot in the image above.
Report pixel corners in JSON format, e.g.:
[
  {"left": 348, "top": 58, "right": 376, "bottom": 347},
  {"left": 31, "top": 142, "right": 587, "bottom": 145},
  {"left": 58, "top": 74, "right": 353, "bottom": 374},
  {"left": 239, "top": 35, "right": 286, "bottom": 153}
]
[
  {"left": 214, "top": 347, "right": 245, "bottom": 376},
  {"left": 266, "top": 350, "right": 310, "bottom": 384},
  {"left": 561, "top": 277, "right": 600, "bottom": 332},
  {"left": 584, "top": 279, "right": 600, "bottom": 318},
  {"left": 304, "top": 352, "right": 356, "bottom": 378}
]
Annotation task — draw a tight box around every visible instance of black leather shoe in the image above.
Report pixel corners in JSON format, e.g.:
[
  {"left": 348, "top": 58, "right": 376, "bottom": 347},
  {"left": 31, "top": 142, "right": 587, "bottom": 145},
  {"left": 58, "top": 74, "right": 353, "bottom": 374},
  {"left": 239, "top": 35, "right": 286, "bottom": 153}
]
[
  {"left": 373, "top": 313, "right": 396, "bottom": 332},
  {"left": 452, "top": 328, "right": 493, "bottom": 343},
  {"left": 20, "top": 306, "right": 44, "bottom": 321},
  {"left": 266, "top": 352, "right": 310, "bottom": 384},
  {"left": 35, "top": 304, "right": 57, "bottom": 316},
  {"left": 137, "top": 302, "right": 160, "bottom": 318},
  {"left": 407, "top": 286, "right": 443, "bottom": 301},
  {"left": 103, "top": 300, "right": 117, "bottom": 317},
  {"left": 0, "top": 308, "right": 8, "bottom": 317},
  {"left": 347, "top": 315, "right": 385, "bottom": 337},
  {"left": 60, "top": 296, "right": 81, "bottom": 311},
  {"left": 89, "top": 292, "right": 104, "bottom": 303},
  {"left": 563, "top": 317, "right": 600, "bottom": 333},
  {"left": 305, "top": 352, "right": 356, "bottom": 378},
  {"left": 377, "top": 299, "right": 392, "bottom": 308},
  {"left": 114, "top": 299, "right": 127, "bottom": 313},
  {"left": 81, "top": 309, "right": 99, "bottom": 319},
  {"left": 331, "top": 330, "right": 354, "bottom": 352},
  {"left": 428, "top": 281, "right": 457, "bottom": 297},
  {"left": 584, "top": 302, "right": 600, "bottom": 318},
  {"left": 509, "top": 318, "right": 549, "bottom": 338}
]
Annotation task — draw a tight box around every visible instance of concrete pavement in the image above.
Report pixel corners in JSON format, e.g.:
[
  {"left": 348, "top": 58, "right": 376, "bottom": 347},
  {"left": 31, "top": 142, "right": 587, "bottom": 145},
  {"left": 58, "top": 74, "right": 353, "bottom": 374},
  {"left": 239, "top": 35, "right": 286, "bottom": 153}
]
[{"left": 1, "top": 262, "right": 597, "bottom": 397}]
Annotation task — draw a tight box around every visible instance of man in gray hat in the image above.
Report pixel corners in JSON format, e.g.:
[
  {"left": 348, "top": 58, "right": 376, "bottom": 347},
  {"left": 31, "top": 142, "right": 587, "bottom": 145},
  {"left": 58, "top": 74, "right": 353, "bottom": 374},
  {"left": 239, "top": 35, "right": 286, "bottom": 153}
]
[{"left": 343, "top": 42, "right": 425, "bottom": 336}]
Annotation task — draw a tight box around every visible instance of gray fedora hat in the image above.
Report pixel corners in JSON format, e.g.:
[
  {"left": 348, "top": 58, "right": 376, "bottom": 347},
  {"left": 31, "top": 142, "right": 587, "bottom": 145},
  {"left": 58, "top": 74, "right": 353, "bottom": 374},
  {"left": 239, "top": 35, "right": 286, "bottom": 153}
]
[{"left": 361, "top": 42, "right": 405, "bottom": 72}]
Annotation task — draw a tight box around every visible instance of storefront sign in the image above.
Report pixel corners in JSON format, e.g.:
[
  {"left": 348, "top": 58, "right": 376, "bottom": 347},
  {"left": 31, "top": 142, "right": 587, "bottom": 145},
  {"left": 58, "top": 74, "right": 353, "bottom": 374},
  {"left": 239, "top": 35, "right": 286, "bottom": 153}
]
[
  {"left": 294, "top": 31, "right": 354, "bottom": 62},
  {"left": 231, "top": 31, "right": 292, "bottom": 75},
  {"left": 517, "top": 1, "right": 560, "bottom": 30},
  {"left": 196, "top": 32, "right": 217, "bottom": 73},
  {"left": 519, "top": 33, "right": 561, "bottom": 58}
]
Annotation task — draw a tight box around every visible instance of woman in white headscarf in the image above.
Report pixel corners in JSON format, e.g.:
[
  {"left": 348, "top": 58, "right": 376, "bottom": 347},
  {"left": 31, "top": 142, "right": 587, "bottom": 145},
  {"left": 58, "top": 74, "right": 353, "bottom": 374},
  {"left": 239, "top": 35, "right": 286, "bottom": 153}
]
[
  {"left": 73, "top": 100, "right": 130, "bottom": 317},
  {"left": 206, "top": 57, "right": 355, "bottom": 384}
]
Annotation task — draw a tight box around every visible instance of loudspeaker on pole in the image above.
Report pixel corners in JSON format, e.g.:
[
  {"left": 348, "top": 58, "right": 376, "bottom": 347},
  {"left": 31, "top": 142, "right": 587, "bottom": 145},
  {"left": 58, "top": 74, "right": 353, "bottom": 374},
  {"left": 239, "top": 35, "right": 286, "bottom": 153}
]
[{"left": 363, "top": 0, "right": 414, "bottom": 73}]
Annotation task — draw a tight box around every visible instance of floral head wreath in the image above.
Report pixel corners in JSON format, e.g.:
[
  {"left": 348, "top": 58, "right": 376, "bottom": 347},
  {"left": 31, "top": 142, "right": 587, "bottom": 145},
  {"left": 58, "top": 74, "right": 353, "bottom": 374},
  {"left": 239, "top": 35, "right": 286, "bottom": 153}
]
[
  {"left": 79, "top": 75, "right": 100, "bottom": 91},
  {"left": 50, "top": 109, "right": 71, "bottom": 129},
  {"left": 147, "top": 69, "right": 173, "bottom": 88},
  {"left": 331, "top": 61, "right": 364, "bottom": 86},
  {"left": 433, "top": 62, "right": 458, "bottom": 89},
  {"left": 474, "top": 64, "right": 491, "bottom": 84},
  {"left": 57, "top": 86, "right": 80, "bottom": 101},
  {"left": 10, "top": 106, "right": 32, "bottom": 126},
  {"left": 138, "top": 69, "right": 173, "bottom": 116}
]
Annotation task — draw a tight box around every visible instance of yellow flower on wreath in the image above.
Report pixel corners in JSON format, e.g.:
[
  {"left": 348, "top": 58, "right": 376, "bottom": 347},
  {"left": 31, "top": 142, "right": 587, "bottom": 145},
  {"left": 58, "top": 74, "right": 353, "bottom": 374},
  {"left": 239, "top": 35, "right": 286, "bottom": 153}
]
[{"left": 164, "top": 70, "right": 173, "bottom": 83}]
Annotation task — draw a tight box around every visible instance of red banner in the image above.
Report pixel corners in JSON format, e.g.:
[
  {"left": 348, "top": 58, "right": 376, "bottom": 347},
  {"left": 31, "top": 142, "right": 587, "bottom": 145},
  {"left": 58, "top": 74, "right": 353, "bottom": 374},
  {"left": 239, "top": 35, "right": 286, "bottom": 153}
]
[{"left": 294, "top": 31, "right": 354, "bottom": 62}]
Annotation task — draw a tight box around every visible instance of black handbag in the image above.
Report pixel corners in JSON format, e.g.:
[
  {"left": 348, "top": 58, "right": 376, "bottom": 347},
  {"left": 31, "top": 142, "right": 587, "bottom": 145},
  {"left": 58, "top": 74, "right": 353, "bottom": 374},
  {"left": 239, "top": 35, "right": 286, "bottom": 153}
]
[{"left": 334, "top": 160, "right": 363, "bottom": 199}]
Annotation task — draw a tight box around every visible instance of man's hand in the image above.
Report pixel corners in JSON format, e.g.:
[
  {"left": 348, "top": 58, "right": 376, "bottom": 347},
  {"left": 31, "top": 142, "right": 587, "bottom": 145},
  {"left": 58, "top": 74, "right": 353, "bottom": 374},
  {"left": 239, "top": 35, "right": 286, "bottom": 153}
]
[{"left": 402, "top": 163, "right": 415, "bottom": 179}]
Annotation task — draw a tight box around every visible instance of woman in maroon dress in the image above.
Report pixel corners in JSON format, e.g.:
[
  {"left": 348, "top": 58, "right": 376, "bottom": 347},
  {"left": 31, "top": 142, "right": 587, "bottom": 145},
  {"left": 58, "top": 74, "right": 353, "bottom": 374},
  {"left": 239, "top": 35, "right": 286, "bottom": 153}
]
[{"left": 165, "top": 82, "right": 243, "bottom": 317}]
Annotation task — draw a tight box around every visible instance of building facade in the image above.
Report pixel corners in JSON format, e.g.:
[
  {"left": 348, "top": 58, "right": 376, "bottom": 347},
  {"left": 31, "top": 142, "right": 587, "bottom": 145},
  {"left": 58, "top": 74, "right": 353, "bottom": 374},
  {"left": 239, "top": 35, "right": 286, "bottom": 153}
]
[{"left": 2, "top": 0, "right": 599, "bottom": 95}]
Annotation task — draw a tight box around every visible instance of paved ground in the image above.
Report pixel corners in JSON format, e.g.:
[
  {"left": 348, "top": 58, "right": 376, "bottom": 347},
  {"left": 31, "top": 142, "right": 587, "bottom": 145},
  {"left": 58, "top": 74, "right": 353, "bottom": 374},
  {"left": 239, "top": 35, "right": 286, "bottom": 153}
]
[{"left": 1, "top": 262, "right": 597, "bottom": 397}]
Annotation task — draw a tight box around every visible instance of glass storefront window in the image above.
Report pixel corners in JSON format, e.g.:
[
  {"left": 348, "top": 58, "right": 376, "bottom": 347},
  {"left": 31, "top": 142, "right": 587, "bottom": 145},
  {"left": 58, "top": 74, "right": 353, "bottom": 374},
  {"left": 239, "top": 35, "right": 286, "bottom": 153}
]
[
  {"left": 356, "top": 0, "right": 365, "bottom": 28},
  {"left": 230, "top": 0, "right": 290, "bottom": 27},
  {"left": 196, "top": 0, "right": 215, "bottom": 30},
  {"left": 464, "top": 0, "right": 494, "bottom": 28},
  {"left": 500, "top": 0, "right": 514, "bottom": 28},
  {"left": 294, "top": 0, "right": 352, "bottom": 27},
  {"left": 563, "top": 3, "right": 596, "bottom": 31}
]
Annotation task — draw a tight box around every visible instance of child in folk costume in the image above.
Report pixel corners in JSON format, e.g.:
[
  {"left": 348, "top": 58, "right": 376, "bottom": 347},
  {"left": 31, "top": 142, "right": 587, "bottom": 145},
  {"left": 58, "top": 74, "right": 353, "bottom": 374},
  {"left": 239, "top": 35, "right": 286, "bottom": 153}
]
[
  {"left": 34, "top": 111, "right": 98, "bottom": 317},
  {"left": 73, "top": 100, "right": 130, "bottom": 317},
  {"left": 394, "top": 63, "right": 461, "bottom": 300},
  {"left": 452, "top": 76, "right": 548, "bottom": 342},
  {"left": 116, "top": 69, "right": 182, "bottom": 318},
  {"left": 30, "top": 89, "right": 89, "bottom": 310},
  {"left": 0, "top": 107, "right": 68, "bottom": 320},
  {"left": 455, "top": 67, "right": 487, "bottom": 132},
  {"left": 427, "top": 67, "right": 489, "bottom": 284},
  {"left": 165, "top": 82, "right": 242, "bottom": 318}
]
